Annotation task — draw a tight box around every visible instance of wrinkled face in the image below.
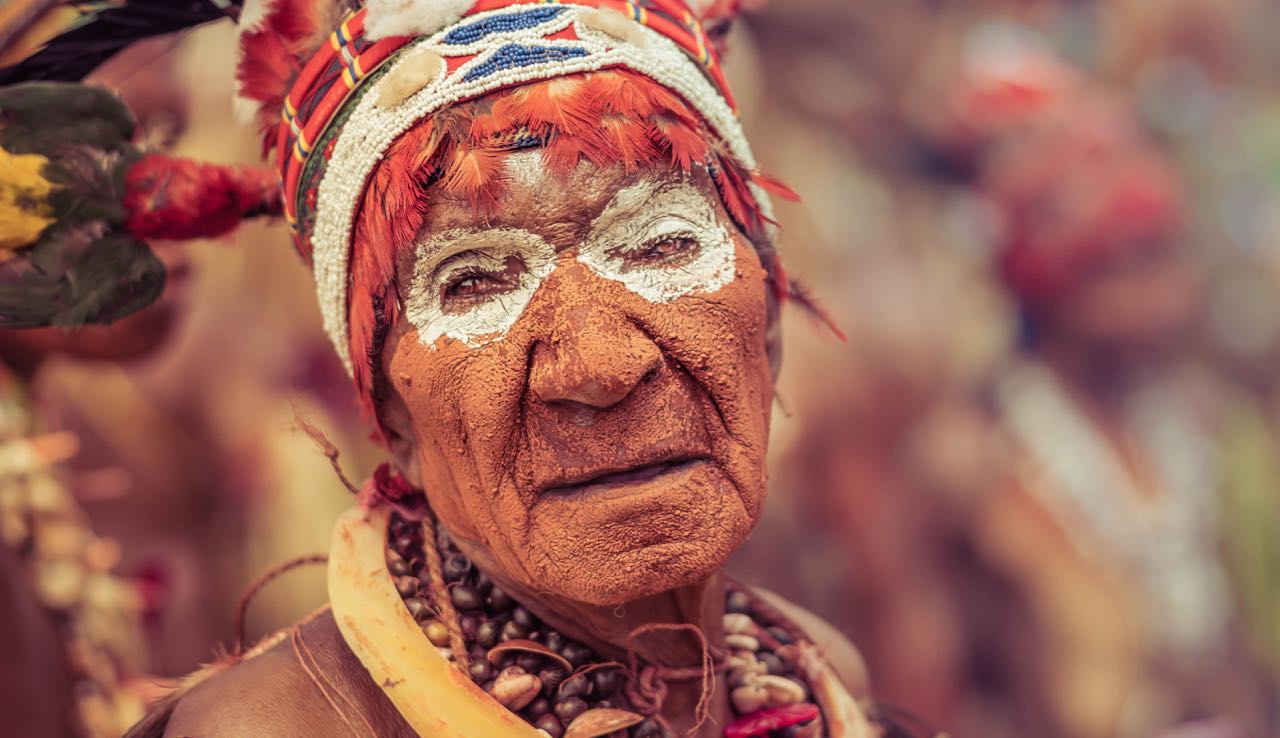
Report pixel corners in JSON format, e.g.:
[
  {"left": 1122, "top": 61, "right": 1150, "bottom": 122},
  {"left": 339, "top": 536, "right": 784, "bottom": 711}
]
[{"left": 380, "top": 153, "right": 774, "bottom": 605}]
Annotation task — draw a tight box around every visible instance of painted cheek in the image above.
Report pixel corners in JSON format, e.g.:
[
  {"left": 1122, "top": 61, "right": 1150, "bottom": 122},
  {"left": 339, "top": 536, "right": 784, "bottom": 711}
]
[{"left": 389, "top": 330, "right": 529, "bottom": 549}]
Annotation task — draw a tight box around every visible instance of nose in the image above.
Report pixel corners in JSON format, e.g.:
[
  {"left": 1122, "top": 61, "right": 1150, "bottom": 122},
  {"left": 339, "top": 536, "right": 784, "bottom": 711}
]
[{"left": 529, "top": 300, "right": 662, "bottom": 410}]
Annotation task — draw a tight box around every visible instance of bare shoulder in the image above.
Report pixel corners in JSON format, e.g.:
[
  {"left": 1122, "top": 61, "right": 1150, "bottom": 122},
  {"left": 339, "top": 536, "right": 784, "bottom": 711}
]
[
  {"left": 750, "top": 587, "right": 871, "bottom": 696},
  {"left": 153, "top": 611, "right": 412, "bottom": 738}
]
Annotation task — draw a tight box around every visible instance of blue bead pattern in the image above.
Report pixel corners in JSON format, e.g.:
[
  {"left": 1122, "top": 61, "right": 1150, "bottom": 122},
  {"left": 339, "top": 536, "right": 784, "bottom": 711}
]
[
  {"left": 442, "top": 7, "right": 567, "bottom": 46},
  {"left": 462, "top": 43, "right": 589, "bottom": 82}
]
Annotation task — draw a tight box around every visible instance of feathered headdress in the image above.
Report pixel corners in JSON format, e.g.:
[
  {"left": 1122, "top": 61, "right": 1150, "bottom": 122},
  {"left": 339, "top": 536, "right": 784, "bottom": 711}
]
[{"left": 0, "top": 0, "right": 795, "bottom": 416}]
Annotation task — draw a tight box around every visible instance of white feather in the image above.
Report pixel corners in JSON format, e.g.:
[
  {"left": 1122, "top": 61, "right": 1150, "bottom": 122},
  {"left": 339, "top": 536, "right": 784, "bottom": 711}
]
[{"left": 364, "top": 0, "right": 475, "bottom": 41}]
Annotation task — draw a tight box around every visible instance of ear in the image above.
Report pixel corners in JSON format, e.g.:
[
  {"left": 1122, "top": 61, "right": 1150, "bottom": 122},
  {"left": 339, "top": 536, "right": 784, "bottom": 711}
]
[{"left": 376, "top": 376, "right": 425, "bottom": 489}]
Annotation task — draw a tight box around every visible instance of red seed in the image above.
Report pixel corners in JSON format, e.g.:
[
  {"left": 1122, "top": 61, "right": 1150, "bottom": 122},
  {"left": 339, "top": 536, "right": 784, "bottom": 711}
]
[{"left": 723, "top": 703, "right": 821, "bottom": 738}]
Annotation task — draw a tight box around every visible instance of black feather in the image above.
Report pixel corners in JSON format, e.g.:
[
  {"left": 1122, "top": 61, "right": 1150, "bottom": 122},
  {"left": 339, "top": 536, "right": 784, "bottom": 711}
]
[{"left": 0, "top": 0, "right": 242, "bottom": 85}]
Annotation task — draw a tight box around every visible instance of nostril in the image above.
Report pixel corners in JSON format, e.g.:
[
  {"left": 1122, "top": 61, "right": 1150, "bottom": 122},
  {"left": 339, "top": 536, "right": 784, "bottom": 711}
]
[{"left": 641, "top": 365, "right": 660, "bottom": 386}]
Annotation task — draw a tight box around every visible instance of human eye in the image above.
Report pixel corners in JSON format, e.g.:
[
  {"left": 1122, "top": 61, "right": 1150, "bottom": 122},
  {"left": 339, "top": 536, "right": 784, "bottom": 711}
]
[
  {"left": 435, "top": 253, "right": 524, "bottom": 313},
  {"left": 609, "top": 221, "right": 704, "bottom": 271},
  {"left": 443, "top": 268, "right": 515, "bottom": 301},
  {"left": 627, "top": 233, "right": 701, "bottom": 266}
]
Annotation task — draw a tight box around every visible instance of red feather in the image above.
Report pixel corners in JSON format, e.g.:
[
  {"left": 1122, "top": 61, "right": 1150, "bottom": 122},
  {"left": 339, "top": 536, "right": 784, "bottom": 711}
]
[
  {"left": 651, "top": 115, "right": 709, "bottom": 172},
  {"left": 440, "top": 144, "right": 506, "bottom": 212},
  {"left": 237, "top": 0, "right": 347, "bottom": 153},
  {"left": 751, "top": 170, "right": 799, "bottom": 202},
  {"left": 508, "top": 76, "right": 592, "bottom": 135},
  {"left": 123, "top": 155, "right": 282, "bottom": 241}
]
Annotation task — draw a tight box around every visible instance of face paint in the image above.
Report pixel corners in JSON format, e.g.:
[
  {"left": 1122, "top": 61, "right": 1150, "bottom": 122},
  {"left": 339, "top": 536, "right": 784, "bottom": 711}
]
[
  {"left": 382, "top": 160, "right": 774, "bottom": 607},
  {"left": 403, "top": 161, "right": 735, "bottom": 350},
  {"left": 403, "top": 228, "right": 556, "bottom": 347},
  {"left": 578, "top": 180, "right": 736, "bottom": 304}
]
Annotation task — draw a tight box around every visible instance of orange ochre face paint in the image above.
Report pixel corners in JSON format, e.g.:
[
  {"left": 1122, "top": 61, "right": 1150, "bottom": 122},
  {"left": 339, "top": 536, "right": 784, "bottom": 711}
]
[{"left": 380, "top": 156, "right": 774, "bottom": 606}]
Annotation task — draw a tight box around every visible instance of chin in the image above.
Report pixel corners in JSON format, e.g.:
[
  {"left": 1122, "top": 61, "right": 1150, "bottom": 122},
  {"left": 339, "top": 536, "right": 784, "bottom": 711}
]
[
  {"left": 524, "top": 463, "right": 759, "bottom": 606},
  {"left": 553, "top": 535, "right": 745, "bottom": 606}
]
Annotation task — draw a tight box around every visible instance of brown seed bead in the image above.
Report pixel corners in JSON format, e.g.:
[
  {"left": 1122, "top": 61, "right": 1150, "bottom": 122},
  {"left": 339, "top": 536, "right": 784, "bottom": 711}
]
[
  {"left": 632, "top": 718, "right": 664, "bottom": 738},
  {"left": 501, "top": 619, "right": 528, "bottom": 641},
  {"left": 544, "top": 631, "right": 566, "bottom": 652},
  {"left": 424, "top": 620, "right": 451, "bottom": 648},
  {"left": 539, "top": 666, "right": 568, "bottom": 694},
  {"left": 460, "top": 612, "right": 483, "bottom": 640},
  {"left": 525, "top": 697, "right": 551, "bottom": 718},
  {"left": 768, "top": 626, "right": 794, "bottom": 645},
  {"left": 388, "top": 558, "right": 411, "bottom": 576},
  {"left": 469, "top": 660, "right": 494, "bottom": 683},
  {"left": 534, "top": 714, "right": 564, "bottom": 738},
  {"left": 473, "top": 570, "right": 494, "bottom": 594},
  {"left": 511, "top": 606, "right": 536, "bottom": 630},
  {"left": 488, "top": 585, "right": 515, "bottom": 611},
  {"left": 404, "top": 597, "right": 431, "bottom": 620},
  {"left": 559, "top": 674, "right": 592, "bottom": 700},
  {"left": 725, "top": 591, "right": 752, "bottom": 615},
  {"left": 553, "top": 696, "right": 589, "bottom": 724},
  {"left": 516, "top": 653, "right": 544, "bottom": 673},
  {"left": 561, "top": 643, "right": 593, "bottom": 669},
  {"left": 443, "top": 553, "right": 470, "bottom": 581},
  {"left": 591, "top": 669, "right": 620, "bottom": 698},
  {"left": 451, "top": 585, "right": 483, "bottom": 611},
  {"left": 477, "top": 621, "right": 501, "bottom": 648},
  {"left": 395, "top": 576, "right": 418, "bottom": 597}
]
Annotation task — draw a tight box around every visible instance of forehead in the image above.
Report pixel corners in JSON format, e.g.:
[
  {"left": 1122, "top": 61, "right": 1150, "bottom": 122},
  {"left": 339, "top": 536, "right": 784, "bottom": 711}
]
[{"left": 419, "top": 151, "right": 717, "bottom": 248}]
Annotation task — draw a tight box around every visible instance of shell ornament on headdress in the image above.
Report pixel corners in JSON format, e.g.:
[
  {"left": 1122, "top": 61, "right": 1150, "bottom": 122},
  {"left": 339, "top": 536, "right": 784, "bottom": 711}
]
[{"left": 0, "top": 0, "right": 801, "bottom": 403}]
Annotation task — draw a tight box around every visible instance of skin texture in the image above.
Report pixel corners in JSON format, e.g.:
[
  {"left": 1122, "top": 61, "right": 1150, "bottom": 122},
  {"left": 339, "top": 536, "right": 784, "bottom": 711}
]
[{"left": 380, "top": 155, "right": 775, "bottom": 608}]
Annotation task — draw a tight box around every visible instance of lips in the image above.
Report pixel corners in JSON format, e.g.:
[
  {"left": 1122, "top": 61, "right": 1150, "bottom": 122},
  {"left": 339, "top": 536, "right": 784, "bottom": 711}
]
[{"left": 541, "top": 456, "right": 706, "bottom": 498}]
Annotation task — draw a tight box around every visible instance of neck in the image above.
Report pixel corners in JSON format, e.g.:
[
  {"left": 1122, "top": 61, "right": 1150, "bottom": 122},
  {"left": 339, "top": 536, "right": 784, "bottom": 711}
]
[{"left": 462, "top": 545, "right": 730, "bottom": 736}]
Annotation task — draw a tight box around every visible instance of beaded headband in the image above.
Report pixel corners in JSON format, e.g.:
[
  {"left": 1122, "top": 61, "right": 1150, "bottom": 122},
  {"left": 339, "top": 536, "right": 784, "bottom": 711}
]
[{"left": 274, "top": 0, "right": 768, "bottom": 375}]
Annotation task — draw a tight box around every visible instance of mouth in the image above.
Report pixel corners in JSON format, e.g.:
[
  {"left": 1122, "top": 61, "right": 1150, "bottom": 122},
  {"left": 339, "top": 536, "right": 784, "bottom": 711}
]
[{"left": 542, "top": 457, "right": 707, "bottom": 500}]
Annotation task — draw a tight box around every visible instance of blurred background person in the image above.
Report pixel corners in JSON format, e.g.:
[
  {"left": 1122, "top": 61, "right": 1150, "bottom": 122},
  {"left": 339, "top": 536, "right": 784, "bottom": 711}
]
[
  {"left": 930, "top": 46, "right": 1274, "bottom": 738},
  {"left": 731, "top": 5, "right": 1280, "bottom": 738}
]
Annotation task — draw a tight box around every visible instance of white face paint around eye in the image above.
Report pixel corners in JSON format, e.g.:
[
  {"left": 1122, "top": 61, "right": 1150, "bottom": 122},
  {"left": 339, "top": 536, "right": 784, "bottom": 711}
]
[
  {"left": 578, "top": 179, "right": 737, "bottom": 304},
  {"left": 403, "top": 227, "right": 556, "bottom": 348}
]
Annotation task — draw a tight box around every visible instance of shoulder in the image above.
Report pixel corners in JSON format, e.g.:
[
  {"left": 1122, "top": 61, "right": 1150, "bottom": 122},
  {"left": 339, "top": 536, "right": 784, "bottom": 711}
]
[
  {"left": 154, "top": 610, "right": 412, "bottom": 738},
  {"left": 749, "top": 587, "right": 871, "bottom": 697}
]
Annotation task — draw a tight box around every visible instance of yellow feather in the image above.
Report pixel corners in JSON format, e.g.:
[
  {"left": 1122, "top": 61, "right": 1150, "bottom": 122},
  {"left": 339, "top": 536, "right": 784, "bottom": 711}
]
[{"left": 0, "top": 146, "right": 58, "bottom": 253}]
